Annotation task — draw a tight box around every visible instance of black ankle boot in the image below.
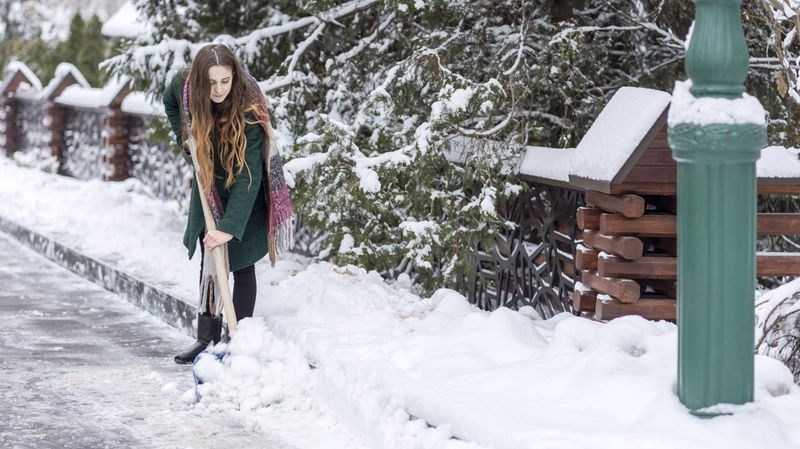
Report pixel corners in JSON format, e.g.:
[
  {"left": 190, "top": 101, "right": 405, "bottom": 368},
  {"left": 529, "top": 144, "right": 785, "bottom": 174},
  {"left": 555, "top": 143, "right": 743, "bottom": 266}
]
[{"left": 174, "top": 313, "right": 222, "bottom": 364}]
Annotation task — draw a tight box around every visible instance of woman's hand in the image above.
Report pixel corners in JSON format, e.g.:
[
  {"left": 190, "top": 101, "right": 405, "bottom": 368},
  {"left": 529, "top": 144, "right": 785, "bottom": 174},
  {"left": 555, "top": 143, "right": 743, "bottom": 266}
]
[{"left": 203, "top": 230, "right": 233, "bottom": 250}]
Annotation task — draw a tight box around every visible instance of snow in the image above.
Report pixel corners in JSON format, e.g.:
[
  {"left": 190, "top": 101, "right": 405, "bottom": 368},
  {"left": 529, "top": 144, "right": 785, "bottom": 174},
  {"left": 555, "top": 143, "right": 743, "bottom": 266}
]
[
  {"left": 121, "top": 91, "right": 164, "bottom": 116},
  {"left": 757, "top": 146, "right": 800, "bottom": 178},
  {"left": 0, "top": 159, "right": 195, "bottom": 302},
  {"left": 570, "top": 87, "right": 671, "bottom": 181},
  {"left": 3, "top": 159, "right": 800, "bottom": 448},
  {"left": 101, "top": 1, "right": 150, "bottom": 39},
  {"left": 756, "top": 277, "right": 800, "bottom": 376},
  {"left": 668, "top": 80, "right": 767, "bottom": 126},
  {"left": 399, "top": 220, "right": 439, "bottom": 236},
  {"left": 517, "top": 146, "right": 573, "bottom": 182},
  {"left": 2, "top": 61, "right": 43, "bottom": 93},
  {"left": 55, "top": 77, "right": 129, "bottom": 109},
  {"left": 41, "top": 63, "right": 91, "bottom": 99}
]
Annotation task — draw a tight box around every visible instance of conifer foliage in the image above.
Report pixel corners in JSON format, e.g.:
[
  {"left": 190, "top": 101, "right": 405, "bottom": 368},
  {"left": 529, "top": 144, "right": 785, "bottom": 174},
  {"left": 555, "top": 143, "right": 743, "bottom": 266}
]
[{"left": 104, "top": 0, "right": 800, "bottom": 291}]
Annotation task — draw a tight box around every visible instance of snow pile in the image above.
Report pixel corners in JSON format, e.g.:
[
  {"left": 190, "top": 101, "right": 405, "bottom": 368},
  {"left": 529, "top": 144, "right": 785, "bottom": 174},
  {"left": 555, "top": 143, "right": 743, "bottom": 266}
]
[
  {"left": 756, "top": 278, "right": 800, "bottom": 380},
  {"left": 192, "top": 318, "right": 314, "bottom": 411},
  {"left": 757, "top": 146, "right": 800, "bottom": 178},
  {"left": 186, "top": 262, "right": 800, "bottom": 449},
  {"left": 668, "top": 80, "right": 767, "bottom": 127},
  {"left": 121, "top": 91, "right": 164, "bottom": 116},
  {"left": 56, "top": 77, "right": 129, "bottom": 109},
  {"left": 102, "top": 1, "right": 151, "bottom": 39},
  {"left": 2, "top": 61, "right": 43, "bottom": 93},
  {"left": 570, "top": 86, "right": 671, "bottom": 182},
  {"left": 3, "top": 161, "right": 800, "bottom": 448},
  {"left": 0, "top": 159, "right": 195, "bottom": 301}
]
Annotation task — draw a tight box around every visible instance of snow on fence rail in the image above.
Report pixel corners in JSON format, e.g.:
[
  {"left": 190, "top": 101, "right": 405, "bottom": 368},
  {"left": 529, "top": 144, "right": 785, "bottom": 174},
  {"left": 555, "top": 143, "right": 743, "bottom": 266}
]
[{"left": 0, "top": 61, "right": 189, "bottom": 203}]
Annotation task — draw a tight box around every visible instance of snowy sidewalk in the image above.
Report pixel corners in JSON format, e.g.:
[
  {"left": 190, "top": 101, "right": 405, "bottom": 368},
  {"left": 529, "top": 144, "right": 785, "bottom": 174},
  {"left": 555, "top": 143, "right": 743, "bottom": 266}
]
[
  {"left": 2, "top": 159, "right": 800, "bottom": 449},
  {"left": 0, "top": 231, "right": 364, "bottom": 449}
]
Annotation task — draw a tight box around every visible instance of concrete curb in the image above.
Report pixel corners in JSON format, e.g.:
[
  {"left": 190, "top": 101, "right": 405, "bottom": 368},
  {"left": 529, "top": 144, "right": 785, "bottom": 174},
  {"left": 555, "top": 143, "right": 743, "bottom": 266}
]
[{"left": 0, "top": 215, "right": 197, "bottom": 335}]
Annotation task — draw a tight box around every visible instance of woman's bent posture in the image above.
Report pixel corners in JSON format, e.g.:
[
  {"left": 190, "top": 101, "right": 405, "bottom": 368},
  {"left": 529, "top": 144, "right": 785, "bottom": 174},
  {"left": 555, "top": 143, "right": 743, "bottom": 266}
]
[{"left": 163, "top": 44, "right": 293, "bottom": 364}]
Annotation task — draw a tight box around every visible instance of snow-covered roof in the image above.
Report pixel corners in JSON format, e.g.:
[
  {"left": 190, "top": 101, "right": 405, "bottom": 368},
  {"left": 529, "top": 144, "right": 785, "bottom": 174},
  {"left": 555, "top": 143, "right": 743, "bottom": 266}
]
[
  {"left": 41, "top": 63, "right": 91, "bottom": 100},
  {"left": 1, "top": 61, "right": 43, "bottom": 94},
  {"left": 519, "top": 141, "right": 800, "bottom": 186},
  {"left": 121, "top": 91, "right": 164, "bottom": 116},
  {"left": 570, "top": 87, "right": 671, "bottom": 182},
  {"left": 55, "top": 77, "right": 129, "bottom": 109},
  {"left": 102, "top": 1, "right": 150, "bottom": 39},
  {"left": 517, "top": 146, "right": 573, "bottom": 183}
]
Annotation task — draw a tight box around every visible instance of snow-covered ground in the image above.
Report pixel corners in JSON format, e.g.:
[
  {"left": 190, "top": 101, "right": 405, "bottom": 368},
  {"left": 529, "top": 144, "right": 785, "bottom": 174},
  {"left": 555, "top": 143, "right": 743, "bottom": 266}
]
[{"left": 2, "top": 157, "right": 800, "bottom": 449}]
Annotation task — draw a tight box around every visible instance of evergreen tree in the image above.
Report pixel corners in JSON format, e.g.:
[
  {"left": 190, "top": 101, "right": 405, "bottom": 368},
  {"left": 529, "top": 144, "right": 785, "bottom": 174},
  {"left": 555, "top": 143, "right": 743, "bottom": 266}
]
[
  {"left": 59, "top": 12, "right": 85, "bottom": 69},
  {"left": 24, "top": 37, "right": 58, "bottom": 85},
  {"left": 104, "top": 0, "right": 800, "bottom": 291},
  {"left": 77, "top": 14, "right": 107, "bottom": 86}
]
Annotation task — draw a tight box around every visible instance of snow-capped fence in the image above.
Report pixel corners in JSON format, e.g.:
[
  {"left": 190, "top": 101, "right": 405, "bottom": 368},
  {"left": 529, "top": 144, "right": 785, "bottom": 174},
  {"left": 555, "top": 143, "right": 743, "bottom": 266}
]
[
  {"left": 507, "top": 87, "right": 800, "bottom": 322},
  {"left": 62, "top": 109, "right": 107, "bottom": 179},
  {"left": 0, "top": 62, "right": 191, "bottom": 202},
  {"left": 126, "top": 115, "right": 193, "bottom": 204}
]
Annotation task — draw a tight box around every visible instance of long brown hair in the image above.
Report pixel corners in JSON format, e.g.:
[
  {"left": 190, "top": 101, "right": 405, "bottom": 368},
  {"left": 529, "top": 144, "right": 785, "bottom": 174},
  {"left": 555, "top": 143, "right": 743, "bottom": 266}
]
[{"left": 185, "top": 44, "right": 261, "bottom": 193}]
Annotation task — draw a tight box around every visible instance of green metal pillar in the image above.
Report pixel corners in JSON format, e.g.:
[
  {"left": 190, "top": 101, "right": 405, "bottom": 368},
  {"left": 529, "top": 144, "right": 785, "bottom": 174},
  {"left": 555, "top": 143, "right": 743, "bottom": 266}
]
[{"left": 668, "top": 0, "right": 767, "bottom": 415}]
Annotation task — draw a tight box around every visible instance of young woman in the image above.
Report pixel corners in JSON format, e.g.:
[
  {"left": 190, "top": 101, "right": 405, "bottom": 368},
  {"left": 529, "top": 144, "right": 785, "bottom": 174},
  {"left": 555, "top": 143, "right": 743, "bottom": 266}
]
[{"left": 162, "top": 44, "right": 293, "bottom": 364}]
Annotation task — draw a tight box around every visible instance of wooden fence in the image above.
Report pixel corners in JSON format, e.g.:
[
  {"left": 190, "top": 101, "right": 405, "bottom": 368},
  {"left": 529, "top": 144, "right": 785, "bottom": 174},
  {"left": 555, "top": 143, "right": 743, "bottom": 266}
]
[
  {"left": 4, "top": 66, "right": 798, "bottom": 323},
  {"left": 464, "top": 87, "right": 800, "bottom": 321}
]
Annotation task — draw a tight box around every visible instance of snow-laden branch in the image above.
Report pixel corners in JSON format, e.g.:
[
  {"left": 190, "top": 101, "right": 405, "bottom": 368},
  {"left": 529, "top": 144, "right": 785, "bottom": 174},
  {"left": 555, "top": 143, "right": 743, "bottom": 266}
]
[
  {"left": 502, "top": 13, "right": 526, "bottom": 77},
  {"left": 549, "top": 25, "right": 641, "bottom": 45},
  {"left": 104, "top": 0, "right": 380, "bottom": 85},
  {"left": 335, "top": 13, "right": 395, "bottom": 65},
  {"left": 283, "top": 21, "right": 327, "bottom": 77}
]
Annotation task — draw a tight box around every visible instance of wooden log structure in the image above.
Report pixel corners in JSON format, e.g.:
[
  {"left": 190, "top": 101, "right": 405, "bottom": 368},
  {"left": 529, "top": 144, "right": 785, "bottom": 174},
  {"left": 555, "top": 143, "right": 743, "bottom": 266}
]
[
  {"left": 585, "top": 191, "right": 645, "bottom": 218},
  {"left": 581, "top": 270, "right": 640, "bottom": 303},
  {"left": 572, "top": 282, "right": 597, "bottom": 313},
  {"left": 600, "top": 213, "right": 677, "bottom": 237},
  {"left": 595, "top": 296, "right": 676, "bottom": 321},
  {"left": 577, "top": 207, "right": 601, "bottom": 230},
  {"left": 517, "top": 91, "right": 800, "bottom": 324},
  {"left": 598, "top": 213, "right": 800, "bottom": 238},
  {"left": 575, "top": 244, "right": 598, "bottom": 271},
  {"left": 596, "top": 253, "right": 800, "bottom": 278},
  {"left": 582, "top": 229, "right": 644, "bottom": 260}
]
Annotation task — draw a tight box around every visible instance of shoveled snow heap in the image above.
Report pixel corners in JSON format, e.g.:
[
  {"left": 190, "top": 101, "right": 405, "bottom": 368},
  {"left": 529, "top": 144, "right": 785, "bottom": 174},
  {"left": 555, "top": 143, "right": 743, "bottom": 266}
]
[
  {"left": 2, "top": 159, "right": 800, "bottom": 449},
  {"left": 189, "top": 262, "right": 800, "bottom": 449}
]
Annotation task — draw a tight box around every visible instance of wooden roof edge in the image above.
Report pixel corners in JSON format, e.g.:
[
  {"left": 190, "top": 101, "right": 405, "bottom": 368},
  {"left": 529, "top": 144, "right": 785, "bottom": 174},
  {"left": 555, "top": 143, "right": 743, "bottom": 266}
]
[
  {"left": 42, "top": 72, "right": 81, "bottom": 102},
  {"left": 518, "top": 173, "right": 585, "bottom": 192},
  {"left": 609, "top": 108, "right": 669, "bottom": 185},
  {"left": 567, "top": 175, "right": 613, "bottom": 194}
]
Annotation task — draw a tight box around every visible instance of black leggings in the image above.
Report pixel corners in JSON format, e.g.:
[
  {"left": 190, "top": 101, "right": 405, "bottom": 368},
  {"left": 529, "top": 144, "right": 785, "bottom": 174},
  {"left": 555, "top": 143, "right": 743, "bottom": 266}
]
[{"left": 199, "top": 241, "right": 257, "bottom": 319}]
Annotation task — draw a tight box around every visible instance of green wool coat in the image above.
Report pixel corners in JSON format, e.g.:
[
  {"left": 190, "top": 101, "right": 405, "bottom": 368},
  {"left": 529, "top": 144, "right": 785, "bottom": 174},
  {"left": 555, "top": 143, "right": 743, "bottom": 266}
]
[{"left": 162, "top": 71, "right": 269, "bottom": 272}]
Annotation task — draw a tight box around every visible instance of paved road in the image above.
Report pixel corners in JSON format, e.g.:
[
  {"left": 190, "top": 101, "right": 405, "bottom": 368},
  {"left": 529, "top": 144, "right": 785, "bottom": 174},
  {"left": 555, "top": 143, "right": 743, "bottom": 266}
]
[{"left": 0, "top": 232, "right": 293, "bottom": 449}]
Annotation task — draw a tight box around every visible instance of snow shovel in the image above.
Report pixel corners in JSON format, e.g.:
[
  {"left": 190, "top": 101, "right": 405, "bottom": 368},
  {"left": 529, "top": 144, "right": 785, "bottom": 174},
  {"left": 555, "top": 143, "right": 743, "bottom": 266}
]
[{"left": 186, "top": 136, "right": 238, "bottom": 335}]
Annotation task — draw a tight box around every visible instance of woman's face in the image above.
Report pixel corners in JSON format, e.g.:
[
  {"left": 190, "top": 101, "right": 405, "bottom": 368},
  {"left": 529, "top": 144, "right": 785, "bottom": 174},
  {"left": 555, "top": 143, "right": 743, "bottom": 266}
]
[{"left": 208, "top": 65, "right": 233, "bottom": 103}]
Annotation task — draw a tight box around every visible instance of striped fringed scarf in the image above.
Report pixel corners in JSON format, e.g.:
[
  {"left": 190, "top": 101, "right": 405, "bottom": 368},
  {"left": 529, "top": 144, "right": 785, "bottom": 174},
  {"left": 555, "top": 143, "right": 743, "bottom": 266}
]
[{"left": 180, "top": 69, "right": 294, "bottom": 314}]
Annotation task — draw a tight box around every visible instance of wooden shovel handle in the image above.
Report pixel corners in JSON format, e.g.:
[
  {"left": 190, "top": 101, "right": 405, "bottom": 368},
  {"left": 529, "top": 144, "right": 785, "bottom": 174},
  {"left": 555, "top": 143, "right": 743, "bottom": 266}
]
[{"left": 187, "top": 137, "right": 238, "bottom": 334}]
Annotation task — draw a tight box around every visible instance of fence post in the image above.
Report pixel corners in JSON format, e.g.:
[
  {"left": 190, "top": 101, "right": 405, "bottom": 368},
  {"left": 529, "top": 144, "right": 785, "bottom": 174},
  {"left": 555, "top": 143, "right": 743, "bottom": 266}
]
[
  {"left": 668, "top": 0, "right": 767, "bottom": 415},
  {"left": 41, "top": 70, "right": 84, "bottom": 173},
  {"left": 101, "top": 81, "right": 132, "bottom": 181},
  {"left": 42, "top": 101, "right": 67, "bottom": 171},
  {"left": 103, "top": 108, "right": 130, "bottom": 181},
  {"left": 0, "top": 92, "right": 15, "bottom": 157},
  {"left": 0, "top": 69, "right": 38, "bottom": 157}
]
